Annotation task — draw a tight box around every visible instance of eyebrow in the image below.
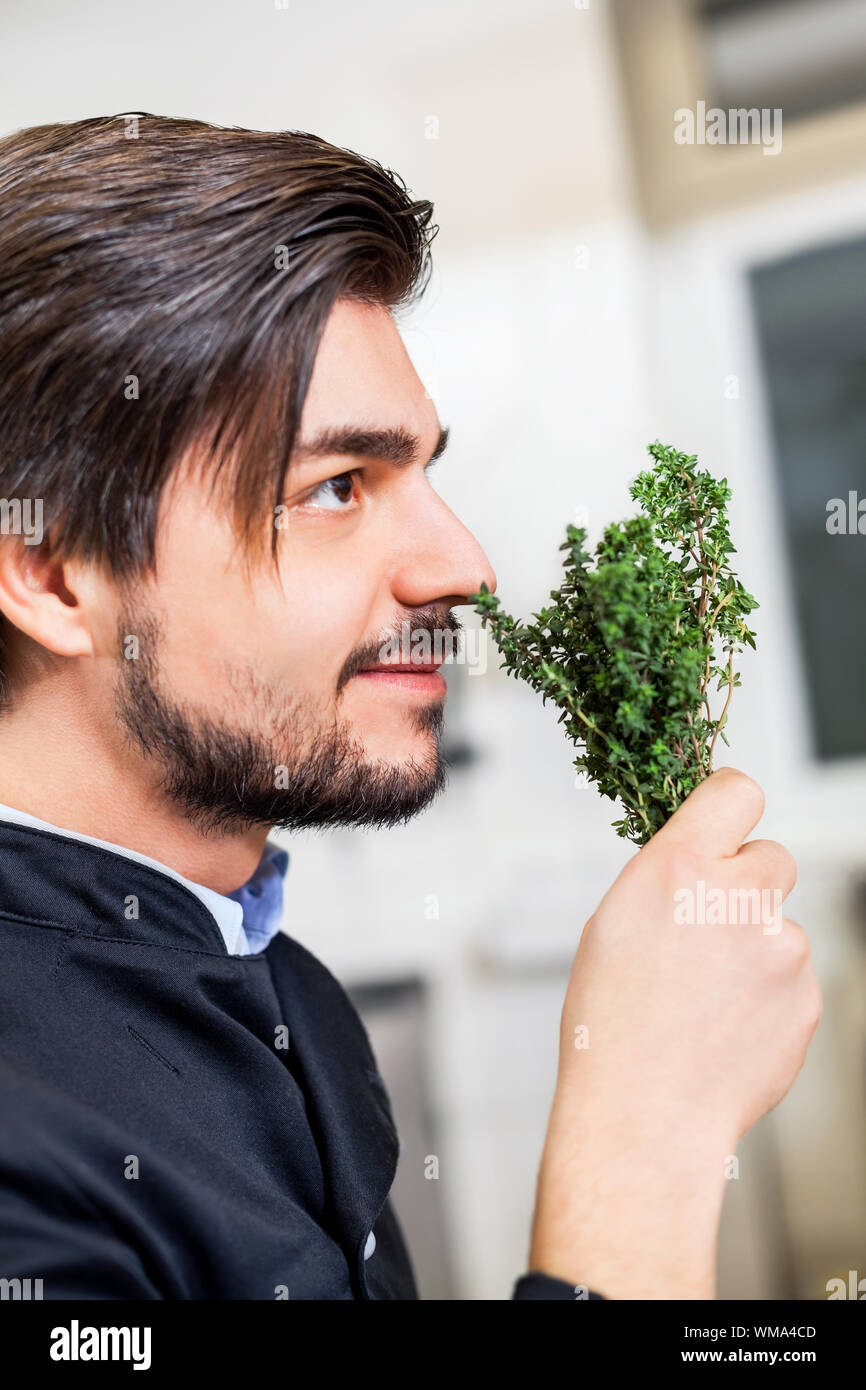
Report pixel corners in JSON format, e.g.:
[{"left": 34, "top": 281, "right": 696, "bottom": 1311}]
[{"left": 292, "top": 423, "right": 450, "bottom": 468}]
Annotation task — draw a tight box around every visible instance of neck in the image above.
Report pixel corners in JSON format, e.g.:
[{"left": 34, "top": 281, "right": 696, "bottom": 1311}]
[{"left": 0, "top": 674, "right": 270, "bottom": 895}]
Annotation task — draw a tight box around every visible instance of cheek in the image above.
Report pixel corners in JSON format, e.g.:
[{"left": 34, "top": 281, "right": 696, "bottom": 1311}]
[
  {"left": 278, "top": 571, "right": 374, "bottom": 689},
  {"left": 149, "top": 565, "right": 377, "bottom": 702}
]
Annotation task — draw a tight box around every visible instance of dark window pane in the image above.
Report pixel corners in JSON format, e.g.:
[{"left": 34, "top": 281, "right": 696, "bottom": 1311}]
[
  {"left": 749, "top": 236, "right": 866, "bottom": 760},
  {"left": 697, "top": 0, "right": 866, "bottom": 124}
]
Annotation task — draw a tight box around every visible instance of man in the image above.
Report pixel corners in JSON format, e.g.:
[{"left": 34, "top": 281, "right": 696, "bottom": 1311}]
[{"left": 0, "top": 114, "right": 820, "bottom": 1300}]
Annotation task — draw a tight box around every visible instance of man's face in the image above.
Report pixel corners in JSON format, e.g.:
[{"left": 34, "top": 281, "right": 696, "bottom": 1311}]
[{"left": 111, "top": 297, "right": 497, "bottom": 834}]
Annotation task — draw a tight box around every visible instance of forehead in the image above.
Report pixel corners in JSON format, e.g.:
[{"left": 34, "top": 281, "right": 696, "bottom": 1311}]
[{"left": 299, "top": 297, "right": 440, "bottom": 445}]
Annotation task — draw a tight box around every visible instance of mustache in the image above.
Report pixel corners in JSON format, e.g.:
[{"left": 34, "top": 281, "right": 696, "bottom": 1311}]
[{"left": 337, "top": 608, "right": 463, "bottom": 692}]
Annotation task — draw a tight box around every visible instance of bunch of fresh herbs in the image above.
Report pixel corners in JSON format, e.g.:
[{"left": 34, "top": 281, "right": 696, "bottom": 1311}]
[{"left": 471, "top": 441, "right": 759, "bottom": 845}]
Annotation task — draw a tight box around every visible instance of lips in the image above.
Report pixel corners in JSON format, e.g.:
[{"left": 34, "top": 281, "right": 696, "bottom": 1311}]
[
  {"left": 352, "top": 661, "right": 447, "bottom": 695},
  {"left": 360, "top": 662, "right": 443, "bottom": 674}
]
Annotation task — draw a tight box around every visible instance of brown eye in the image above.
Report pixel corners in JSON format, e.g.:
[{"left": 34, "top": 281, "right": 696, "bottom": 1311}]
[{"left": 306, "top": 471, "right": 358, "bottom": 510}]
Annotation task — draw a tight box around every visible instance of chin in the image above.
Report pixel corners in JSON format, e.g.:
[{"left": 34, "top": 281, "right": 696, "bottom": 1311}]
[{"left": 354, "top": 730, "right": 438, "bottom": 767}]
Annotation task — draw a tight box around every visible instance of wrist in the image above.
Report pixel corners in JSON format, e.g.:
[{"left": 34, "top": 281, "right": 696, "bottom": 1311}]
[{"left": 529, "top": 1086, "right": 733, "bottom": 1299}]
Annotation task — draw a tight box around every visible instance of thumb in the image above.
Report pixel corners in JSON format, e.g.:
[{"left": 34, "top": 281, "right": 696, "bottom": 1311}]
[{"left": 650, "top": 766, "right": 765, "bottom": 861}]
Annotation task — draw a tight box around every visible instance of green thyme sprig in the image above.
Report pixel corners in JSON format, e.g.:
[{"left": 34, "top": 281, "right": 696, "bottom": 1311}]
[{"left": 471, "top": 441, "right": 759, "bottom": 845}]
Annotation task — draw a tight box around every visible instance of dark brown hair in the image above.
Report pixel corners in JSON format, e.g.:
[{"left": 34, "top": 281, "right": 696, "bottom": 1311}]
[{"left": 0, "top": 113, "right": 436, "bottom": 694}]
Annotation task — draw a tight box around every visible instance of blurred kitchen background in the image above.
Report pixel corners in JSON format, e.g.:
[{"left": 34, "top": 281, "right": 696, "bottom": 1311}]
[{"left": 2, "top": 0, "right": 864, "bottom": 1299}]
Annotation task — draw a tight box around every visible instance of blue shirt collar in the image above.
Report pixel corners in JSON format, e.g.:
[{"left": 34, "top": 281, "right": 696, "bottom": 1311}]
[{"left": 224, "top": 842, "right": 290, "bottom": 956}]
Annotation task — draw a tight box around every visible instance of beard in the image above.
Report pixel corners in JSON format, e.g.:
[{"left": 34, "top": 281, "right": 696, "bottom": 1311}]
[{"left": 113, "top": 602, "right": 456, "bottom": 837}]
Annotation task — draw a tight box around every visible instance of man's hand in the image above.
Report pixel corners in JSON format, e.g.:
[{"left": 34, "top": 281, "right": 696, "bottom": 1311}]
[{"left": 528, "top": 767, "right": 822, "bottom": 1299}]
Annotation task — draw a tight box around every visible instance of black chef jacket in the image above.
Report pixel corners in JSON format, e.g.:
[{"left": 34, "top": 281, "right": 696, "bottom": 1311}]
[{"left": 0, "top": 819, "right": 603, "bottom": 1300}]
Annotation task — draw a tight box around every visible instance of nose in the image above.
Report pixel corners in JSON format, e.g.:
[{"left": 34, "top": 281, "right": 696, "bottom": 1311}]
[{"left": 389, "top": 488, "right": 497, "bottom": 610}]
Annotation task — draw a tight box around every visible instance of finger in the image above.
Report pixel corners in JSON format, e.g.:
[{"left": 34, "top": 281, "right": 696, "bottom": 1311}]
[
  {"left": 733, "top": 838, "right": 797, "bottom": 900},
  {"left": 655, "top": 766, "right": 765, "bottom": 860}
]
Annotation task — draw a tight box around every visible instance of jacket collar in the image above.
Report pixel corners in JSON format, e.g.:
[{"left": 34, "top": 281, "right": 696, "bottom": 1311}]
[
  {"left": 0, "top": 817, "right": 244, "bottom": 954},
  {"left": 0, "top": 803, "right": 289, "bottom": 957}
]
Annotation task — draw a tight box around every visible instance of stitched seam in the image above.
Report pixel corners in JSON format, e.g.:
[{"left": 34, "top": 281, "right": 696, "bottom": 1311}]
[
  {"left": 47, "top": 931, "right": 72, "bottom": 986},
  {"left": 0, "top": 913, "right": 271, "bottom": 962},
  {"left": 86, "top": 936, "right": 271, "bottom": 961},
  {"left": 127, "top": 1025, "right": 181, "bottom": 1076},
  {"left": 0, "top": 907, "right": 67, "bottom": 930}
]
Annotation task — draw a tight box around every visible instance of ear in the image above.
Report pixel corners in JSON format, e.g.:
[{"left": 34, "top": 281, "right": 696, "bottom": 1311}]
[{"left": 0, "top": 536, "right": 97, "bottom": 661}]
